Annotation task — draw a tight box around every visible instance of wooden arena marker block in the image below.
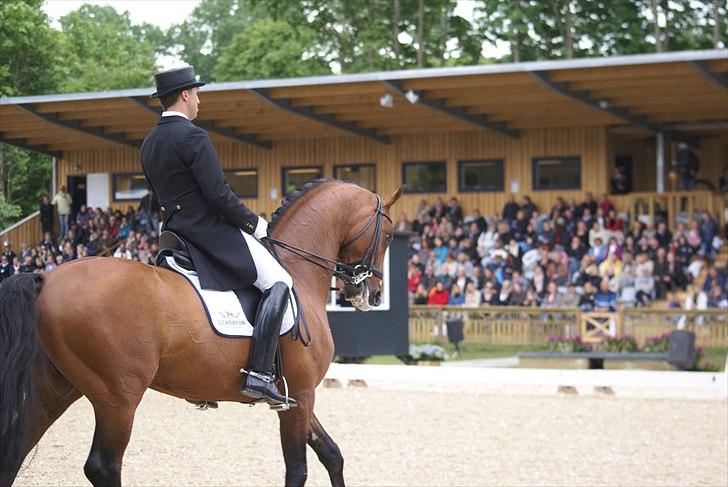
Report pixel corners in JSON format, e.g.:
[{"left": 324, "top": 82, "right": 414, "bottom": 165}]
[
  {"left": 347, "top": 379, "right": 368, "bottom": 388},
  {"left": 557, "top": 385, "right": 578, "bottom": 395},
  {"left": 324, "top": 378, "right": 343, "bottom": 388},
  {"left": 594, "top": 386, "right": 615, "bottom": 395}
]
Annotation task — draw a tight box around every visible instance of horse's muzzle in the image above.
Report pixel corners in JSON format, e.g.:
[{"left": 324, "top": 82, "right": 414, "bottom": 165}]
[{"left": 369, "top": 289, "right": 382, "bottom": 307}]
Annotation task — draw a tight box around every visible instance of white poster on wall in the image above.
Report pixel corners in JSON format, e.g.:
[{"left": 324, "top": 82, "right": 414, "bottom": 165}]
[{"left": 87, "top": 173, "right": 110, "bottom": 210}]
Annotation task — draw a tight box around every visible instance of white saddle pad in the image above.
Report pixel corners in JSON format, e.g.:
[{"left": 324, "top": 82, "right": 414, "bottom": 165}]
[{"left": 165, "top": 256, "right": 294, "bottom": 338}]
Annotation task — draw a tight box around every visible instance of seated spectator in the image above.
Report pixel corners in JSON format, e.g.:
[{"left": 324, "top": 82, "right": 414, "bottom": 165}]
[
  {"left": 413, "top": 283, "right": 429, "bottom": 304},
  {"left": 113, "top": 242, "right": 133, "bottom": 260},
  {"left": 448, "top": 283, "right": 464, "bottom": 306},
  {"left": 634, "top": 268, "right": 655, "bottom": 307},
  {"left": 427, "top": 281, "right": 449, "bottom": 305},
  {"left": 594, "top": 279, "right": 617, "bottom": 311},
  {"left": 482, "top": 281, "right": 499, "bottom": 305},
  {"left": 463, "top": 282, "right": 481, "bottom": 306}
]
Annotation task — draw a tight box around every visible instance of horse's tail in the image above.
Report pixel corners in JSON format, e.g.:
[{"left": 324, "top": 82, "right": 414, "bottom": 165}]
[{"left": 0, "top": 273, "right": 43, "bottom": 482}]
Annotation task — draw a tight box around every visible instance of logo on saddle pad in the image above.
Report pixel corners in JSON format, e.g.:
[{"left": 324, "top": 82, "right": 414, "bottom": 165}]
[{"left": 217, "top": 309, "right": 246, "bottom": 328}]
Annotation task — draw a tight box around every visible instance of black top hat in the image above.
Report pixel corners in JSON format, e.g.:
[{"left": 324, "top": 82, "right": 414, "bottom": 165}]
[{"left": 150, "top": 66, "right": 205, "bottom": 98}]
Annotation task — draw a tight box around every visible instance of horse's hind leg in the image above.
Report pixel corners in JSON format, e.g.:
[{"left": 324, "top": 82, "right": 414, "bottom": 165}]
[
  {"left": 84, "top": 398, "right": 140, "bottom": 487},
  {"left": 307, "top": 414, "right": 344, "bottom": 487}
]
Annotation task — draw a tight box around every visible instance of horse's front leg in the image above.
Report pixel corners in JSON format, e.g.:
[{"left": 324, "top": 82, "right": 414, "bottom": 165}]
[
  {"left": 278, "top": 389, "right": 314, "bottom": 486},
  {"left": 308, "top": 413, "right": 344, "bottom": 487}
]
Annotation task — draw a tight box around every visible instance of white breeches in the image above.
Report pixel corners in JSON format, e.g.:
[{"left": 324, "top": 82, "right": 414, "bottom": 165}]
[{"left": 241, "top": 231, "right": 295, "bottom": 328}]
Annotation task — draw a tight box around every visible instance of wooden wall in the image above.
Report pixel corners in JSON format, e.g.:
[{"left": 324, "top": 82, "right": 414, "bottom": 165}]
[
  {"left": 59, "top": 125, "right": 609, "bottom": 219},
  {"left": 608, "top": 132, "right": 728, "bottom": 193}
]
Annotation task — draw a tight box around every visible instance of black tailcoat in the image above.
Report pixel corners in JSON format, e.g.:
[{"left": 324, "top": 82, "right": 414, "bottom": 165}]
[{"left": 141, "top": 116, "right": 259, "bottom": 291}]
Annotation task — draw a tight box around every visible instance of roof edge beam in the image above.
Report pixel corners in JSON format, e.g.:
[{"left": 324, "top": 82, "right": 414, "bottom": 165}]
[
  {"left": 688, "top": 61, "right": 728, "bottom": 89},
  {"left": 128, "top": 97, "right": 272, "bottom": 150},
  {"left": 249, "top": 89, "right": 390, "bottom": 145},
  {"left": 382, "top": 81, "right": 519, "bottom": 139},
  {"left": 0, "top": 134, "right": 62, "bottom": 158},
  {"left": 15, "top": 103, "right": 140, "bottom": 149},
  {"left": 528, "top": 71, "right": 668, "bottom": 133}
]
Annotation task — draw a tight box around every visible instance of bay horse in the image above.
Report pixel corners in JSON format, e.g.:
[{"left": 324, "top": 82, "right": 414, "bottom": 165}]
[{"left": 0, "top": 179, "right": 404, "bottom": 486}]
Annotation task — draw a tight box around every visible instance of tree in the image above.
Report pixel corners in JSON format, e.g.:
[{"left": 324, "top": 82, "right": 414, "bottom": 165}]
[
  {"left": 0, "top": 0, "right": 63, "bottom": 96},
  {"left": 213, "top": 19, "right": 329, "bottom": 80},
  {"left": 57, "top": 5, "right": 159, "bottom": 92}
]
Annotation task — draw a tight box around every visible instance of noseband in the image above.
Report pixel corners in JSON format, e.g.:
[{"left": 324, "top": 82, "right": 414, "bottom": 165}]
[{"left": 265, "top": 195, "right": 392, "bottom": 287}]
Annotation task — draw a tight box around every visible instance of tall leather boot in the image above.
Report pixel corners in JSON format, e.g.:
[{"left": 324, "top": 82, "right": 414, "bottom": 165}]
[{"left": 241, "top": 281, "right": 297, "bottom": 409}]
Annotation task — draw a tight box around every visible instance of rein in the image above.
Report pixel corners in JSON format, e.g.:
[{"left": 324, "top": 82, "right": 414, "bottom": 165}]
[{"left": 265, "top": 194, "right": 392, "bottom": 287}]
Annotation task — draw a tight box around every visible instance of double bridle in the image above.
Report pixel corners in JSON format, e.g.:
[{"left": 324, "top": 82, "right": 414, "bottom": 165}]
[{"left": 264, "top": 195, "right": 392, "bottom": 287}]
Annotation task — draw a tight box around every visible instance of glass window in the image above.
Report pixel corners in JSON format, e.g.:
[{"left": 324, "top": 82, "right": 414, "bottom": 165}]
[
  {"left": 112, "top": 173, "right": 148, "bottom": 201},
  {"left": 224, "top": 169, "right": 258, "bottom": 198},
  {"left": 334, "top": 163, "right": 376, "bottom": 192},
  {"left": 458, "top": 159, "right": 504, "bottom": 192},
  {"left": 532, "top": 157, "right": 581, "bottom": 190},
  {"left": 402, "top": 161, "right": 447, "bottom": 193},
  {"left": 282, "top": 166, "right": 323, "bottom": 196}
]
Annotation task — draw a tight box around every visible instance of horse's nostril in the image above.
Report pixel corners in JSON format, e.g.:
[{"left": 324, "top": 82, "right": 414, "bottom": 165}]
[{"left": 372, "top": 290, "right": 382, "bottom": 306}]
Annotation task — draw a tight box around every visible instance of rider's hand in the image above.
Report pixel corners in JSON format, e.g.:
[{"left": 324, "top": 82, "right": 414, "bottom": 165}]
[{"left": 253, "top": 216, "right": 268, "bottom": 239}]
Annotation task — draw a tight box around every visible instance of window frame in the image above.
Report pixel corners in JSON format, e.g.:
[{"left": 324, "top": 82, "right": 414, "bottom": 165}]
[
  {"left": 281, "top": 165, "right": 324, "bottom": 197},
  {"left": 333, "top": 162, "right": 377, "bottom": 192},
  {"left": 531, "top": 156, "right": 582, "bottom": 191},
  {"left": 401, "top": 160, "right": 447, "bottom": 194},
  {"left": 457, "top": 158, "right": 505, "bottom": 193},
  {"left": 223, "top": 168, "right": 258, "bottom": 199},
  {"left": 112, "top": 172, "right": 149, "bottom": 202}
]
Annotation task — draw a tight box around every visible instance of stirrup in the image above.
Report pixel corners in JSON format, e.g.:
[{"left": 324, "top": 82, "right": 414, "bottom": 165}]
[
  {"left": 269, "top": 375, "right": 293, "bottom": 411},
  {"left": 240, "top": 368, "right": 295, "bottom": 411}
]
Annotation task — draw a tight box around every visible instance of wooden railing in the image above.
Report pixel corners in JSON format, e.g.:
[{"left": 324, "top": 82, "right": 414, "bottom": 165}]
[
  {"left": 0, "top": 211, "right": 43, "bottom": 248},
  {"left": 409, "top": 305, "right": 728, "bottom": 348},
  {"left": 610, "top": 190, "right": 726, "bottom": 230}
]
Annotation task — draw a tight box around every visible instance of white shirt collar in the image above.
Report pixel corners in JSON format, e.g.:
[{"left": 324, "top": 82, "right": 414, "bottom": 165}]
[{"left": 161, "top": 110, "right": 189, "bottom": 120}]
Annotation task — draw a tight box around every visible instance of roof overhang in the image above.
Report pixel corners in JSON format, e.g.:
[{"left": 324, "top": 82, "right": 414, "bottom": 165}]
[{"left": 1, "top": 49, "right": 725, "bottom": 154}]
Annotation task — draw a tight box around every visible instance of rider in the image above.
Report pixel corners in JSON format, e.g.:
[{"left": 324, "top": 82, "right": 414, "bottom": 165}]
[{"left": 140, "top": 66, "right": 296, "bottom": 409}]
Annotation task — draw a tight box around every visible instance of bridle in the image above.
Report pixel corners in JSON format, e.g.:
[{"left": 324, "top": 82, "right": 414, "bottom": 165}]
[{"left": 264, "top": 195, "right": 392, "bottom": 287}]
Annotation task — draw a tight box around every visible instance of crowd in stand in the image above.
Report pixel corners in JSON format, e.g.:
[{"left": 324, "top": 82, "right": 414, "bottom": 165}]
[
  {"left": 401, "top": 193, "right": 727, "bottom": 310},
  {"left": 0, "top": 194, "right": 160, "bottom": 283}
]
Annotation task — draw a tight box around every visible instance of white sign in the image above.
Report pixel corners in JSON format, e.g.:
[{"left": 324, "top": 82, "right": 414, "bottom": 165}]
[{"left": 87, "top": 173, "right": 110, "bottom": 210}]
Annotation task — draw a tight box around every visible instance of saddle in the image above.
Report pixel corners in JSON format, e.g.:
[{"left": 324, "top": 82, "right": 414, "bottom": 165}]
[{"left": 155, "top": 231, "right": 263, "bottom": 321}]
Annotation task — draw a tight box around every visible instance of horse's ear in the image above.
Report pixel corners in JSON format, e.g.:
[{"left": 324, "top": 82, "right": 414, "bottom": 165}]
[{"left": 383, "top": 185, "right": 406, "bottom": 210}]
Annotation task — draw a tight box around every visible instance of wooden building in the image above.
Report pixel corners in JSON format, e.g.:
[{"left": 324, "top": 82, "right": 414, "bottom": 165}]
[{"left": 1, "top": 49, "right": 726, "bottom": 245}]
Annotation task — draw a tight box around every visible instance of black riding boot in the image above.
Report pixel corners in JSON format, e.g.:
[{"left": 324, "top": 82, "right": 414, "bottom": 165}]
[{"left": 241, "top": 281, "right": 297, "bottom": 409}]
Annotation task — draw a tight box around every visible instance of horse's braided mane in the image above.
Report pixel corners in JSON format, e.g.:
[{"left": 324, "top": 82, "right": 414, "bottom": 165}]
[{"left": 269, "top": 178, "right": 355, "bottom": 233}]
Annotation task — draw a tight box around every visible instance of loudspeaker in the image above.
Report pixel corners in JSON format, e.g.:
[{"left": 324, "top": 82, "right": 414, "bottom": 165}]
[
  {"left": 446, "top": 318, "right": 464, "bottom": 344},
  {"left": 668, "top": 330, "right": 696, "bottom": 370}
]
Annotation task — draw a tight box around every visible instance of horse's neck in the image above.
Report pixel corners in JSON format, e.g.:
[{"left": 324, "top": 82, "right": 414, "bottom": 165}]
[{"left": 271, "top": 190, "right": 348, "bottom": 303}]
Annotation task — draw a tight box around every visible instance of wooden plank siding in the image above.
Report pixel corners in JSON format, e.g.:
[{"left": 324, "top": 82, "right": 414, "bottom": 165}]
[
  {"left": 57, "top": 125, "right": 609, "bottom": 219},
  {"left": 0, "top": 212, "right": 45, "bottom": 249}
]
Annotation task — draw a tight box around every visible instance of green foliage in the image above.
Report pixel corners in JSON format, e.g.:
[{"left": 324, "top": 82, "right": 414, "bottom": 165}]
[
  {"left": 0, "top": 0, "right": 63, "bottom": 96},
  {"left": 0, "top": 146, "right": 52, "bottom": 219},
  {"left": 0, "top": 192, "right": 22, "bottom": 229},
  {"left": 56, "top": 5, "right": 158, "bottom": 92},
  {"left": 214, "top": 19, "right": 329, "bottom": 80}
]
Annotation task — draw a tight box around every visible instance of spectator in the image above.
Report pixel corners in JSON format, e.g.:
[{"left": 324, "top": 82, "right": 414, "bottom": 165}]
[
  {"left": 39, "top": 195, "right": 54, "bottom": 234},
  {"left": 594, "top": 279, "right": 617, "bottom": 311},
  {"left": 427, "top": 281, "right": 449, "bottom": 305},
  {"left": 0, "top": 254, "right": 12, "bottom": 282},
  {"left": 113, "top": 242, "right": 133, "bottom": 260},
  {"left": 674, "top": 142, "right": 699, "bottom": 190},
  {"left": 448, "top": 284, "right": 464, "bottom": 306},
  {"left": 463, "top": 282, "right": 481, "bottom": 306},
  {"left": 413, "top": 283, "right": 429, "bottom": 305},
  {"left": 51, "top": 186, "right": 72, "bottom": 239}
]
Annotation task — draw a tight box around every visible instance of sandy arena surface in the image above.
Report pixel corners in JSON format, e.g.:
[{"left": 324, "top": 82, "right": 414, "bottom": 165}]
[{"left": 15, "top": 386, "right": 728, "bottom": 486}]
